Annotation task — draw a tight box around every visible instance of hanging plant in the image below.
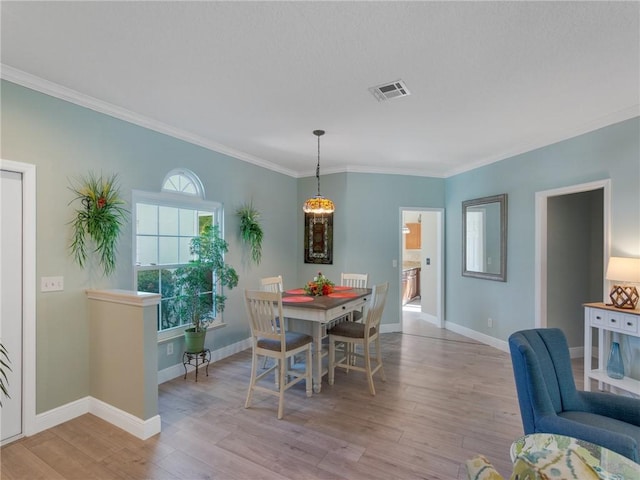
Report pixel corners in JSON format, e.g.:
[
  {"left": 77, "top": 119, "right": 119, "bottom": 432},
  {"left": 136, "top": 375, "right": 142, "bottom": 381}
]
[
  {"left": 236, "top": 202, "right": 263, "bottom": 265},
  {"left": 68, "top": 172, "right": 128, "bottom": 276}
]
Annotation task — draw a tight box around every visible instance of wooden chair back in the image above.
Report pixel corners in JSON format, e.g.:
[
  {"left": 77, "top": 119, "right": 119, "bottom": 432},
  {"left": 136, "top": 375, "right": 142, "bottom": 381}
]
[
  {"left": 260, "top": 275, "right": 283, "bottom": 293},
  {"left": 364, "top": 282, "right": 389, "bottom": 335},
  {"left": 244, "top": 290, "right": 283, "bottom": 345},
  {"left": 341, "top": 273, "right": 368, "bottom": 288}
]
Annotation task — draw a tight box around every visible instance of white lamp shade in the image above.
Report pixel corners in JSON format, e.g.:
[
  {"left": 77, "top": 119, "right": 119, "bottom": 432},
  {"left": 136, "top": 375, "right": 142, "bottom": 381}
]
[{"left": 606, "top": 257, "right": 640, "bottom": 283}]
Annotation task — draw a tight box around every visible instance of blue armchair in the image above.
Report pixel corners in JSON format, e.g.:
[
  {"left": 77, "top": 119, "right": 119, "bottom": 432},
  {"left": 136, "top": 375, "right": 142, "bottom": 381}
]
[{"left": 509, "top": 328, "right": 640, "bottom": 462}]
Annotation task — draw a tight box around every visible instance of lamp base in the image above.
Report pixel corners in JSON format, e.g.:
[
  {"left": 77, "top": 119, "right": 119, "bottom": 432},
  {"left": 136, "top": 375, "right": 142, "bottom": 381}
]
[{"left": 609, "top": 285, "right": 639, "bottom": 309}]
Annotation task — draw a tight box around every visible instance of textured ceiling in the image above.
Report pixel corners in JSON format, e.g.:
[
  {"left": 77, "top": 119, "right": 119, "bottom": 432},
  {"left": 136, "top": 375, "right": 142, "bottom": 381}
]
[{"left": 1, "top": 1, "right": 638, "bottom": 178}]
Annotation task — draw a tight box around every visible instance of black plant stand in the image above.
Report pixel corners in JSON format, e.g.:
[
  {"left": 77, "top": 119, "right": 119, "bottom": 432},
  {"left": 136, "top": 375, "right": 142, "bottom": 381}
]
[{"left": 182, "top": 349, "right": 211, "bottom": 382}]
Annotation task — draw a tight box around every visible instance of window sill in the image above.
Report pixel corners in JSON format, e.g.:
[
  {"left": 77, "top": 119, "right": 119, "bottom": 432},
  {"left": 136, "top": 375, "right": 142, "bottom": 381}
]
[{"left": 157, "top": 321, "right": 226, "bottom": 343}]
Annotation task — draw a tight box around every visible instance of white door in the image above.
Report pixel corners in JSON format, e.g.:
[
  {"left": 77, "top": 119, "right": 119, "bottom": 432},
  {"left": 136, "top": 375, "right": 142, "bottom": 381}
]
[{"left": 1, "top": 169, "right": 23, "bottom": 442}]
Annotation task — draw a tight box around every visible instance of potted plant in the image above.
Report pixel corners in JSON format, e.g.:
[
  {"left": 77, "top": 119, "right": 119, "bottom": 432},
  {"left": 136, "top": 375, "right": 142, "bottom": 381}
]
[
  {"left": 175, "top": 224, "right": 239, "bottom": 353},
  {"left": 236, "top": 202, "right": 263, "bottom": 265},
  {"left": 68, "top": 172, "right": 128, "bottom": 276}
]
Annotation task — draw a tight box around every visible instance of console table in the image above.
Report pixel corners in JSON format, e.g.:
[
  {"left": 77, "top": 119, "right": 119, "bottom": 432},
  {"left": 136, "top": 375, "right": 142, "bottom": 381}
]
[{"left": 583, "top": 302, "right": 640, "bottom": 395}]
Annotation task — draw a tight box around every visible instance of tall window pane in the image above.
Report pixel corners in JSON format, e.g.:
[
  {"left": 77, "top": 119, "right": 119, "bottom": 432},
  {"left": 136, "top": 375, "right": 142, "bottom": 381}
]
[
  {"left": 159, "top": 206, "right": 179, "bottom": 235},
  {"left": 133, "top": 171, "right": 221, "bottom": 336}
]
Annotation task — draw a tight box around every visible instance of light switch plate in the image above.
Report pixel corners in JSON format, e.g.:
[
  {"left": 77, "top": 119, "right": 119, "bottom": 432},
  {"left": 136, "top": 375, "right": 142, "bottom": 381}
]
[{"left": 41, "top": 276, "right": 64, "bottom": 292}]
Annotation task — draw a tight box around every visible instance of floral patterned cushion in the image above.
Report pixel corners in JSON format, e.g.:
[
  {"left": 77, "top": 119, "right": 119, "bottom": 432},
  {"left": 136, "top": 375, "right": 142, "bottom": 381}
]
[
  {"left": 465, "top": 455, "right": 504, "bottom": 480},
  {"left": 467, "top": 449, "right": 602, "bottom": 480}
]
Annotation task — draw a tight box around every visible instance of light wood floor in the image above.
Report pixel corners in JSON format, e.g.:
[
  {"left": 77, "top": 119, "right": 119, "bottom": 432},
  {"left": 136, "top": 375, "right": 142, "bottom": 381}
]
[{"left": 1, "top": 318, "right": 585, "bottom": 480}]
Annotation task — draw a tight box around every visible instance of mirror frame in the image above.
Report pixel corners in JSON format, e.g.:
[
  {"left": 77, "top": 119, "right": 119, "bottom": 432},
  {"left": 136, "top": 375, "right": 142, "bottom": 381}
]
[{"left": 462, "top": 193, "right": 508, "bottom": 282}]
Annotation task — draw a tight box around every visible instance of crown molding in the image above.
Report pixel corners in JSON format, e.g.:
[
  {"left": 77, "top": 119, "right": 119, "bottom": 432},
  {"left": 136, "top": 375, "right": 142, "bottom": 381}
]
[
  {"left": 0, "top": 65, "right": 298, "bottom": 178},
  {"left": 3, "top": 65, "right": 637, "bottom": 181},
  {"left": 444, "top": 105, "right": 640, "bottom": 178}
]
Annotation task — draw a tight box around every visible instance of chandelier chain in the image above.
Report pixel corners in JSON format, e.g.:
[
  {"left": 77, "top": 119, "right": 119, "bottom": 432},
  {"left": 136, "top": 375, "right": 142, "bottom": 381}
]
[{"left": 316, "top": 133, "right": 321, "bottom": 195}]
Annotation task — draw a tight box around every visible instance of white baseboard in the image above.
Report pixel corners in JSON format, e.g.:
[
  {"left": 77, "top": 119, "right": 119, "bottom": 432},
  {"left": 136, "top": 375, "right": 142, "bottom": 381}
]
[
  {"left": 32, "top": 339, "right": 253, "bottom": 440},
  {"left": 386, "top": 319, "right": 585, "bottom": 360},
  {"left": 158, "top": 337, "right": 252, "bottom": 384},
  {"left": 380, "top": 323, "right": 401, "bottom": 333},
  {"left": 569, "top": 346, "right": 584, "bottom": 359},
  {"left": 33, "top": 396, "right": 160, "bottom": 440},
  {"left": 444, "top": 321, "right": 510, "bottom": 353},
  {"left": 89, "top": 398, "right": 161, "bottom": 440},
  {"left": 34, "top": 396, "right": 90, "bottom": 434}
]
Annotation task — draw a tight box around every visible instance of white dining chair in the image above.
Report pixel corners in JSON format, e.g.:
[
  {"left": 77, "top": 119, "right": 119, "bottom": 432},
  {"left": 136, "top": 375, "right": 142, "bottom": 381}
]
[
  {"left": 260, "top": 275, "right": 284, "bottom": 368},
  {"left": 328, "top": 282, "right": 389, "bottom": 396},
  {"left": 341, "top": 273, "right": 368, "bottom": 321},
  {"left": 341, "top": 273, "right": 368, "bottom": 289},
  {"left": 244, "top": 289, "right": 312, "bottom": 419},
  {"left": 261, "top": 275, "right": 283, "bottom": 293}
]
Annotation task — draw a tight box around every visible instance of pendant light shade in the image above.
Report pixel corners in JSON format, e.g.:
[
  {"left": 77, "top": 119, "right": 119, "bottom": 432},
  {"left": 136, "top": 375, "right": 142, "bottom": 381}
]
[{"left": 303, "top": 130, "right": 335, "bottom": 214}]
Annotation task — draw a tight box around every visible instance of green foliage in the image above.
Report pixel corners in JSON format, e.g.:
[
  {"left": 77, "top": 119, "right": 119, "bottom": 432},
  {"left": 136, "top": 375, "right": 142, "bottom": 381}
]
[
  {"left": 68, "top": 172, "right": 128, "bottom": 276},
  {"left": 137, "top": 269, "right": 180, "bottom": 330},
  {"left": 236, "top": 202, "right": 263, "bottom": 265},
  {"left": 0, "top": 342, "right": 11, "bottom": 407},
  {"left": 174, "top": 225, "right": 239, "bottom": 332}
]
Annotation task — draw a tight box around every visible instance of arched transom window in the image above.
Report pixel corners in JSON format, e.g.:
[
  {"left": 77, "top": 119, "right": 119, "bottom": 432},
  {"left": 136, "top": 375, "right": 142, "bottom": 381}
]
[
  {"left": 161, "top": 169, "right": 205, "bottom": 197},
  {"left": 133, "top": 169, "right": 223, "bottom": 339}
]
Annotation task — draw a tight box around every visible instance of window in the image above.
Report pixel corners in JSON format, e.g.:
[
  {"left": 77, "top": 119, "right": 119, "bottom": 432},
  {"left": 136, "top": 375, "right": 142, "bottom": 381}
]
[{"left": 133, "top": 170, "right": 222, "bottom": 340}]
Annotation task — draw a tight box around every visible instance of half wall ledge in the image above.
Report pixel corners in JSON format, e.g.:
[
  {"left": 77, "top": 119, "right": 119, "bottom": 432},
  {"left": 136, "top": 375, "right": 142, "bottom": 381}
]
[{"left": 86, "top": 289, "right": 161, "bottom": 439}]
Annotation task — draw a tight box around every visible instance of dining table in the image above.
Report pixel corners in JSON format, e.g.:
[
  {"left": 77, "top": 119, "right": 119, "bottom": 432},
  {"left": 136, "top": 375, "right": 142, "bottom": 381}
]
[{"left": 281, "top": 286, "right": 371, "bottom": 393}]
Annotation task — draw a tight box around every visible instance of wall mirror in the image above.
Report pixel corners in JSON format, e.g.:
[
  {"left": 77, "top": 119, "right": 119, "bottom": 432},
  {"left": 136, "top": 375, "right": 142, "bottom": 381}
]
[{"left": 462, "top": 194, "right": 507, "bottom": 281}]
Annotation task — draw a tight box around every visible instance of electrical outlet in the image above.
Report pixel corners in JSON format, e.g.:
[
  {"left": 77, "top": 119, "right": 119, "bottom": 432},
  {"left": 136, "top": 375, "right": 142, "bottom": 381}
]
[
  {"left": 41, "top": 276, "right": 64, "bottom": 292},
  {"left": 167, "top": 343, "right": 174, "bottom": 355},
  {"left": 488, "top": 317, "right": 493, "bottom": 328}
]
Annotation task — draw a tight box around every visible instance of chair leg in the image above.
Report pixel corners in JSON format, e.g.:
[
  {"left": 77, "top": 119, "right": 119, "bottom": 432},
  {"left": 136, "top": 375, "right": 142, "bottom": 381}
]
[
  {"left": 345, "top": 342, "right": 351, "bottom": 373},
  {"left": 376, "top": 335, "right": 386, "bottom": 382},
  {"left": 277, "top": 357, "right": 286, "bottom": 420},
  {"left": 305, "top": 346, "right": 312, "bottom": 397},
  {"left": 328, "top": 337, "right": 335, "bottom": 385},
  {"left": 364, "top": 341, "right": 375, "bottom": 395},
  {"left": 245, "top": 348, "right": 258, "bottom": 408}
]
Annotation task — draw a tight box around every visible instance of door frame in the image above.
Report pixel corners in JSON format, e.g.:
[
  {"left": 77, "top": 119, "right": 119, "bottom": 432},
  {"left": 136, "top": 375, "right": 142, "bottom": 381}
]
[
  {"left": 534, "top": 179, "right": 611, "bottom": 328},
  {"left": 0, "top": 159, "right": 36, "bottom": 441},
  {"left": 399, "top": 207, "right": 445, "bottom": 330}
]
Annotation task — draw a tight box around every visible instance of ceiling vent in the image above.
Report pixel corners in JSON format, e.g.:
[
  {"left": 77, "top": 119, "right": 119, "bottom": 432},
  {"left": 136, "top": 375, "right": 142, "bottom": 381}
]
[{"left": 369, "top": 79, "right": 411, "bottom": 102}]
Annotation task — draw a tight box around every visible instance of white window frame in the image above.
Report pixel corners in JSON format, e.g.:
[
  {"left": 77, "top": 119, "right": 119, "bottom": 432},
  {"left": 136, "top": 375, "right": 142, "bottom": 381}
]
[{"left": 132, "top": 172, "right": 225, "bottom": 342}]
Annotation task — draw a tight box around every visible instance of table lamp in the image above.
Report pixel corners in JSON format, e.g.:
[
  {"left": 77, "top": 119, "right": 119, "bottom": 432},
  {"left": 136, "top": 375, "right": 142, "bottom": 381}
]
[{"left": 606, "top": 256, "right": 640, "bottom": 309}]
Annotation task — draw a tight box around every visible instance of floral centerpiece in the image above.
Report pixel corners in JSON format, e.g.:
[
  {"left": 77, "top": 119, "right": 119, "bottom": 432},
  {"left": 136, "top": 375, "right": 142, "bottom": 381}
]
[{"left": 304, "top": 271, "right": 334, "bottom": 296}]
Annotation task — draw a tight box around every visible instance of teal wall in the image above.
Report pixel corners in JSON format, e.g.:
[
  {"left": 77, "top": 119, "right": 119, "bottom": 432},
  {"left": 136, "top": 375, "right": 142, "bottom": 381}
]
[
  {"left": 2, "top": 78, "right": 639, "bottom": 415},
  {"left": 298, "top": 173, "right": 446, "bottom": 325},
  {"left": 1, "top": 80, "right": 299, "bottom": 412},
  {"left": 445, "top": 118, "right": 640, "bottom": 342}
]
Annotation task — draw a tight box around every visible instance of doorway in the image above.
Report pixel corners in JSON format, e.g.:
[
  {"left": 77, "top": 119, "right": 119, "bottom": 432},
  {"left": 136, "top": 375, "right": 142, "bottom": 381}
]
[
  {"left": 400, "top": 208, "right": 444, "bottom": 333},
  {"left": 0, "top": 160, "right": 36, "bottom": 445},
  {"left": 535, "top": 180, "right": 610, "bottom": 349}
]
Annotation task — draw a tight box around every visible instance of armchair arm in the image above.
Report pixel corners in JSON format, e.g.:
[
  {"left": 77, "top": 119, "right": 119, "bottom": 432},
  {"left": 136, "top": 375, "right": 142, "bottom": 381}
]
[
  {"left": 575, "top": 391, "right": 640, "bottom": 427},
  {"left": 537, "top": 414, "right": 639, "bottom": 462},
  {"left": 465, "top": 455, "right": 505, "bottom": 480}
]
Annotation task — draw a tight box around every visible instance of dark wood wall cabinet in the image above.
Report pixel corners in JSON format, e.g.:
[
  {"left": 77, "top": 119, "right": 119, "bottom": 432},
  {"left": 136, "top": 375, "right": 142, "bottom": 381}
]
[{"left": 402, "top": 267, "right": 421, "bottom": 305}]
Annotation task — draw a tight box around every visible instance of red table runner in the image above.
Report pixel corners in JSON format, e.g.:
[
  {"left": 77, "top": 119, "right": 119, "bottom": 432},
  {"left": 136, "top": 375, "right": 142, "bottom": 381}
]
[
  {"left": 327, "top": 292, "right": 359, "bottom": 298},
  {"left": 285, "top": 288, "right": 307, "bottom": 295},
  {"left": 282, "top": 296, "right": 314, "bottom": 303}
]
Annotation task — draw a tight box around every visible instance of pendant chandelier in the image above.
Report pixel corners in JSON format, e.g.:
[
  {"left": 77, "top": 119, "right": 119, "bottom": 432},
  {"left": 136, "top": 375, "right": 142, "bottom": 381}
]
[{"left": 302, "top": 129, "right": 335, "bottom": 214}]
